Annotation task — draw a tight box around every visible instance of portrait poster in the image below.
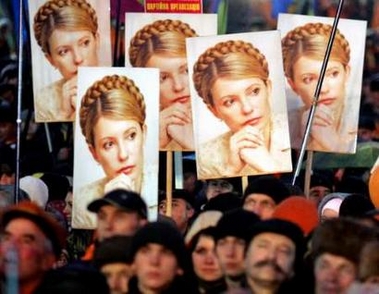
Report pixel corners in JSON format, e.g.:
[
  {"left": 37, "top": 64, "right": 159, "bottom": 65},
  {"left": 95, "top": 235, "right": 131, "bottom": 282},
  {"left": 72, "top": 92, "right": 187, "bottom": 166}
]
[
  {"left": 186, "top": 31, "right": 293, "bottom": 180},
  {"left": 278, "top": 13, "right": 367, "bottom": 153},
  {"left": 72, "top": 67, "right": 160, "bottom": 229},
  {"left": 124, "top": 13, "right": 217, "bottom": 151},
  {"left": 28, "top": 0, "right": 112, "bottom": 123},
  {"left": 145, "top": 0, "right": 202, "bottom": 13}
]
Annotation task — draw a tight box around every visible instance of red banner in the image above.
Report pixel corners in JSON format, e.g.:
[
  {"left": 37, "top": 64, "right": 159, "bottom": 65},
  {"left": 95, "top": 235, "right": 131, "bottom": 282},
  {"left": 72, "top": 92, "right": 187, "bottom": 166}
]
[{"left": 145, "top": 0, "right": 202, "bottom": 13}]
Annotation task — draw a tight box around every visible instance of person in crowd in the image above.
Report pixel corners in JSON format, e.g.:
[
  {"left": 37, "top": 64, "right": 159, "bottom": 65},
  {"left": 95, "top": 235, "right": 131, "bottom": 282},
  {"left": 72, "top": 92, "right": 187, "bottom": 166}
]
[
  {"left": 193, "top": 39, "right": 291, "bottom": 178},
  {"left": 32, "top": 0, "right": 100, "bottom": 121},
  {"left": 282, "top": 22, "right": 355, "bottom": 152},
  {"left": 310, "top": 217, "right": 379, "bottom": 294},
  {"left": 202, "top": 192, "right": 242, "bottom": 213},
  {"left": 214, "top": 208, "right": 260, "bottom": 291},
  {"left": 317, "top": 192, "right": 350, "bottom": 222},
  {"left": 19, "top": 175, "right": 49, "bottom": 208},
  {"left": 82, "top": 189, "right": 148, "bottom": 261},
  {"left": 74, "top": 74, "right": 147, "bottom": 228},
  {"left": 158, "top": 189, "right": 195, "bottom": 235},
  {"left": 185, "top": 210, "right": 226, "bottom": 293},
  {"left": 243, "top": 218, "right": 307, "bottom": 293},
  {"left": 129, "top": 19, "right": 197, "bottom": 151},
  {"left": 128, "top": 221, "right": 198, "bottom": 293},
  {"left": 204, "top": 179, "right": 235, "bottom": 201},
  {"left": 93, "top": 236, "right": 134, "bottom": 294},
  {"left": 0, "top": 201, "right": 67, "bottom": 294},
  {"left": 242, "top": 175, "right": 290, "bottom": 220},
  {"left": 305, "top": 171, "right": 334, "bottom": 205}
]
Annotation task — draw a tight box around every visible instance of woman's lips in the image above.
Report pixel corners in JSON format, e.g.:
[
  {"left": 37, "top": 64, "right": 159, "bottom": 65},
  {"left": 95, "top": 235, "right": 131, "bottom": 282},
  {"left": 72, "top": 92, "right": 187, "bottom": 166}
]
[
  {"left": 117, "top": 165, "right": 135, "bottom": 175},
  {"left": 174, "top": 95, "right": 190, "bottom": 104},
  {"left": 318, "top": 98, "right": 335, "bottom": 106},
  {"left": 243, "top": 117, "right": 261, "bottom": 126}
]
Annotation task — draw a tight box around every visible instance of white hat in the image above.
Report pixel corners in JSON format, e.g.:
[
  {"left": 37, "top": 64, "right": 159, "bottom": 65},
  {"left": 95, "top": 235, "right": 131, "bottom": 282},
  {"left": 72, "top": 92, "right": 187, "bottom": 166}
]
[{"left": 20, "top": 176, "right": 49, "bottom": 208}]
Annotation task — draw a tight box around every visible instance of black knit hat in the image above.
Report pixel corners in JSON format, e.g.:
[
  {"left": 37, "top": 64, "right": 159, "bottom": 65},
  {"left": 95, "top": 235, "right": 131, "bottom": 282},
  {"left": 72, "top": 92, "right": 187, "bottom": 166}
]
[
  {"left": 202, "top": 192, "right": 242, "bottom": 213},
  {"left": 214, "top": 208, "right": 260, "bottom": 242},
  {"left": 243, "top": 176, "right": 290, "bottom": 205},
  {"left": 131, "top": 221, "right": 189, "bottom": 270},
  {"left": 88, "top": 189, "right": 147, "bottom": 219},
  {"left": 159, "top": 189, "right": 195, "bottom": 208},
  {"left": 93, "top": 236, "right": 133, "bottom": 268}
]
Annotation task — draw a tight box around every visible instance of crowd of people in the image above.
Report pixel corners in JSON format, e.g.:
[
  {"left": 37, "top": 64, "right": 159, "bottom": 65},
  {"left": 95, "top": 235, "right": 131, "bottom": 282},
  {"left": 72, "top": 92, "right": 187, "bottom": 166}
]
[{"left": 1, "top": 0, "right": 379, "bottom": 293}]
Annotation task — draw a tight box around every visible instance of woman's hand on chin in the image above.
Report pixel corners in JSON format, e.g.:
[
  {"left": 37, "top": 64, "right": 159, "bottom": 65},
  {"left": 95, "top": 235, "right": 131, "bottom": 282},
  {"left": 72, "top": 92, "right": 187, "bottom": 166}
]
[
  {"left": 61, "top": 76, "right": 77, "bottom": 119},
  {"left": 240, "top": 146, "right": 277, "bottom": 172},
  {"left": 104, "top": 173, "right": 135, "bottom": 193}
]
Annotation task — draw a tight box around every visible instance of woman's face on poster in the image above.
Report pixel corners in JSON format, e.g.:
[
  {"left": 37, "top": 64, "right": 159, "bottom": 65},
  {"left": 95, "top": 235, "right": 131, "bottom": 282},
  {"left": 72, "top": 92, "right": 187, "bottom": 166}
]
[
  {"left": 287, "top": 56, "right": 350, "bottom": 111},
  {"left": 46, "top": 29, "right": 99, "bottom": 80},
  {"left": 89, "top": 116, "right": 145, "bottom": 184},
  {"left": 145, "top": 55, "right": 190, "bottom": 110},
  {"left": 208, "top": 77, "right": 272, "bottom": 133}
]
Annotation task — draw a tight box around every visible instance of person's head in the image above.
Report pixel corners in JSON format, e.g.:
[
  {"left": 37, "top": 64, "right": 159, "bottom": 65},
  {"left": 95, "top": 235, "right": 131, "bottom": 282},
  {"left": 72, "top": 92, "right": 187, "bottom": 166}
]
[
  {"left": 0, "top": 103, "right": 16, "bottom": 144},
  {"left": 80, "top": 75, "right": 146, "bottom": 190},
  {"left": 87, "top": 189, "right": 148, "bottom": 241},
  {"left": 193, "top": 40, "right": 272, "bottom": 134},
  {"left": 307, "top": 171, "right": 334, "bottom": 205},
  {"left": 358, "top": 241, "right": 379, "bottom": 284},
  {"left": 94, "top": 236, "right": 134, "bottom": 294},
  {"left": 158, "top": 189, "right": 195, "bottom": 234},
  {"left": 188, "top": 227, "right": 224, "bottom": 283},
  {"left": 0, "top": 201, "right": 66, "bottom": 290},
  {"left": 19, "top": 175, "right": 49, "bottom": 209},
  {"left": 242, "top": 176, "right": 290, "bottom": 220},
  {"left": 214, "top": 208, "right": 260, "bottom": 280},
  {"left": 244, "top": 219, "right": 305, "bottom": 292},
  {"left": 282, "top": 22, "right": 350, "bottom": 111},
  {"left": 311, "top": 217, "right": 379, "bottom": 294},
  {"left": 33, "top": 0, "right": 99, "bottom": 80},
  {"left": 129, "top": 19, "right": 197, "bottom": 110},
  {"left": 317, "top": 192, "right": 350, "bottom": 222},
  {"left": 205, "top": 179, "right": 234, "bottom": 200},
  {"left": 130, "top": 221, "right": 190, "bottom": 293}
]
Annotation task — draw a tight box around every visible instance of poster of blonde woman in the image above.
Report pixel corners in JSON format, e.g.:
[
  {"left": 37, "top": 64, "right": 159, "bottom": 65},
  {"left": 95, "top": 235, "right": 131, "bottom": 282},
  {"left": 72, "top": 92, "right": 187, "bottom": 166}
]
[
  {"left": 125, "top": 13, "right": 217, "bottom": 151},
  {"left": 28, "top": 0, "right": 112, "bottom": 122},
  {"left": 72, "top": 67, "right": 160, "bottom": 229},
  {"left": 278, "top": 13, "right": 367, "bottom": 153},
  {"left": 187, "top": 31, "right": 292, "bottom": 179}
]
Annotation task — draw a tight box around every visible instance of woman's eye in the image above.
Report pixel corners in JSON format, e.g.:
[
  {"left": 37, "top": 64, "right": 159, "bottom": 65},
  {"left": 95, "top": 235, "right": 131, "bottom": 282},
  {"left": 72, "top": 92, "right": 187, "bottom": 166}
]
[
  {"left": 223, "top": 98, "right": 234, "bottom": 107},
  {"left": 127, "top": 131, "right": 137, "bottom": 140},
  {"left": 82, "top": 39, "right": 91, "bottom": 47},
  {"left": 58, "top": 49, "right": 68, "bottom": 56},
  {"left": 103, "top": 141, "right": 114, "bottom": 150},
  {"left": 160, "top": 74, "right": 169, "bottom": 83},
  {"left": 303, "top": 76, "right": 314, "bottom": 84}
]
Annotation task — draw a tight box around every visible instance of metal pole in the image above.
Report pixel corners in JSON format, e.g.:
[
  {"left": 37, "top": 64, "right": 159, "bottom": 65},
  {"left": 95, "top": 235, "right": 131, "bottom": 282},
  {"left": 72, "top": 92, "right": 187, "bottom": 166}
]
[{"left": 292, "top": 0, "right": 345, "bottom": 186}]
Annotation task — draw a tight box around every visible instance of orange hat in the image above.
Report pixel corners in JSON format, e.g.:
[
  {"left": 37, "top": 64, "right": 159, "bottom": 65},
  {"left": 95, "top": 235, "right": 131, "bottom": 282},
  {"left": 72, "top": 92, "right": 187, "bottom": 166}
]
[
  {"left": 0, "top": 201, "right": 67, "bottom": 257},
  {"left": 369, "top": 167, "right": 379, "bottom": 208},
  {"left": 273, "top": 196, "right": 319, "bottom": 236}
]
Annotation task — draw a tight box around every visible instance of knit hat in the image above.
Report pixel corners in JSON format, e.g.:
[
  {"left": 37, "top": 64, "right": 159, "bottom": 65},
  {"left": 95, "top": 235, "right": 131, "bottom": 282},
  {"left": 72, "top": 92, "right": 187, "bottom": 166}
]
[
  {"left": 1, "top": 201, "right": 67, "bottom": 257},
  {"left": 202, "top": 192, "right": 242, "bottom": 213},
  {"left": 273, "top": 196, "right": 319, "bottom": 236},
  {"left": 88, "top": 189, "right": 147, "bottom": 219},
  {"left": 309, "top": 171, "right": 334, "bottom": 191},
  {"left": 317, "top": 192, "right": 350, "bottom": 220},
  {"left": 243, "top": 176, "right": 290, "bottom": 205},
  {"left": 93, "top": 236, "right": 133, "bottom": 268},
  {"left": 19, "top": 175, "right": 49, "bottom": 208},
  {"left": 185, "top": 210, "right": 223, "bottom": 246},
  {"left": 214, "top": 208, "right": 260, "bottom": 242},
  {"left": 311, "top": 218, "right": 379, "bottom": 265},
  {"left": 131, "top": 221, "right": 189, "bottom": 270},
  {"left": 339, "top": 194, "right": 375, "bottom": 218}
]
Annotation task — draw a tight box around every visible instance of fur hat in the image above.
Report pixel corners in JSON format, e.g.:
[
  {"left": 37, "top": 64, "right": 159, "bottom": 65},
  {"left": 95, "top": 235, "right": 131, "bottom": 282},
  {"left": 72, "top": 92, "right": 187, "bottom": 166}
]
[
  {"left": 131, "top": 221, "right": 189, "bottom": 270},
  {"left": 202, "top": 192, "right": 242, "bottom": 213},
  {"left": 273, "top": 196, "right": 319, "bottom": 236},
  {"left": 243, "top": 176, "right": 290, "bottom": 205},
  {"left": 311, "top": 218, "right": 379, "bottom": 265},
  {"left": 214, "top": 208, "right": 260, "bottom": 242}
]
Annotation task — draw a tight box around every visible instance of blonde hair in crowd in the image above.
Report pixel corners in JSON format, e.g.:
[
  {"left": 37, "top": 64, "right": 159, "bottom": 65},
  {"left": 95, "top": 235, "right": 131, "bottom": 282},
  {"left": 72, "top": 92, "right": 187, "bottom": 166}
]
[
  {"left": 34, "top": 0, "right": 98, "bottom": 54},
  {"left": 80, "top": 75, "right": 146, "bottom": 146},
  {"left": 281, "top": 22, "right": 350, "bottom": 79},
  {"left": 129, "top": 19, "right": 198, "bottom": 67},
  {"left": 193, "top": 40, "right": 270, "bottom": 106}
]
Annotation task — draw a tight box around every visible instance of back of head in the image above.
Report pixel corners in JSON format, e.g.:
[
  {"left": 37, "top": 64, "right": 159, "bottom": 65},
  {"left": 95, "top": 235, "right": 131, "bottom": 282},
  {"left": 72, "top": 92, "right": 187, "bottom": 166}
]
[
  {"left": 34, "top": 262, "right": 109, "bottom": 294},
  {"left": 339, "top": 193, "right": 375, "bottom": 219},
  {"left": 19, "top": 175, "right": 49, "bottom": 208},
  {"left": 93, "top": 235, "right": 133, "bottom": 268},
  {"left": 202, "top": 192, "right": 242, "bottom": 213}
]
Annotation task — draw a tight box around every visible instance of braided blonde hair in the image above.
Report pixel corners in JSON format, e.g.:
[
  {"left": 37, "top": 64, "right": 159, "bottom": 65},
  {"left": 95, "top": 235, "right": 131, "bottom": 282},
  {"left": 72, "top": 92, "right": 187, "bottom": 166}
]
[
  {"left": 34, "top": 0, "right": 98, "bottom": 54},
  {"left": 80, "top": 75, "right": 146, "bottom": 146},
  {"left": 129, "top": 19, "right": 197, "bottom": 67},
  {"left": 193, "top": 40, "right": 270, "bottom": 106},
  {"left": 282, "top": 22, "right": 350, "bottom": 79}
]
